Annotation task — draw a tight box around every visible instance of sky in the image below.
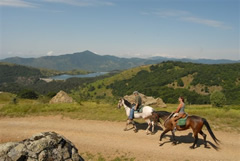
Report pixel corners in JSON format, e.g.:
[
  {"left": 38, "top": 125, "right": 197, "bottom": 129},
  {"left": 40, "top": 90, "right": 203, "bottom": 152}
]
[{"left": 0, "top": 0, "right": 239, "bottom": 60}]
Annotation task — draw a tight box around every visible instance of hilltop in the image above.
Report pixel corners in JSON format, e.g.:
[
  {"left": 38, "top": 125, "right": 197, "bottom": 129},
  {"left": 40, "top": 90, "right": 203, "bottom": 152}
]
[{"left": 1, "top": 50, "right": 239, "bottom": 72}]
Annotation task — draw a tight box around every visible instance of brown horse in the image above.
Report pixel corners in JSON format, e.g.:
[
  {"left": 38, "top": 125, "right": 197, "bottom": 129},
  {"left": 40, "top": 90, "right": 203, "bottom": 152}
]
[{"left": 155, "top": 111, "right": 220, "bottom": 149}]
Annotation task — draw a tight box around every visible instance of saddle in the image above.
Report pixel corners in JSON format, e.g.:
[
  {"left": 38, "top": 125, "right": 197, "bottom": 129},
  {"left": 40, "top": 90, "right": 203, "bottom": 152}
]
[
  {"left": 134, "top": 105, "right": 144, "bottom": 113},
  {"left": 177, "top": 113, "right": 188, "bottom": 126}
]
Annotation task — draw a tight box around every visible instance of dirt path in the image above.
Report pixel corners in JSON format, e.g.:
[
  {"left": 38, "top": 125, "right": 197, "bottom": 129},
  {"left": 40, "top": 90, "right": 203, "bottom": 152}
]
[{"left": 0, "top": 116, "right": 239, "bottom": 161}]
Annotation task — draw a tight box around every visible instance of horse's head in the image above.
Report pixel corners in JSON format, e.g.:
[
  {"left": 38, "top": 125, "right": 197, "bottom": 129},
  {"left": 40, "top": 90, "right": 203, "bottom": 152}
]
[
  {"left": 118, "top": 98, "right": 132, "bottom": 109},
  {"left": 117, "top": 98, "right": 124, "bottom": 109}
]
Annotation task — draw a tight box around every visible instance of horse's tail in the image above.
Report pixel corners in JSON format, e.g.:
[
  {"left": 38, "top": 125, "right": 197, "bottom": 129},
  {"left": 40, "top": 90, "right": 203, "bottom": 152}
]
[{"left": 202, "top": 118, "right": 220, "bottom": 145}]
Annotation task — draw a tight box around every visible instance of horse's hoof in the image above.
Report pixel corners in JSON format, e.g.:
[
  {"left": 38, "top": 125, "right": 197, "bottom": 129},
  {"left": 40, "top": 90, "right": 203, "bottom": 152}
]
[
  {"left": 123, "top": 128, "right": 127, "bottom": 131},
  {"left": 146, "top": 131, "right": 151, "bottom": 135},
  {"left": 134, "top": 129, "right": 138, "bottom": 133},
  {"left": 172, "top": 142, "right": 177, "bottom": 145},
  {"left": 190, "top": 145, "right": 195, "bottom": 149}
]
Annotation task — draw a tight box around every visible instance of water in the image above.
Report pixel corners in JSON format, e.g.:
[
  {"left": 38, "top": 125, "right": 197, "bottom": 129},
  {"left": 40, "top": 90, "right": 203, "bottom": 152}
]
[{"left": 50, "top": 72, "right": 108, "bottom": 80}]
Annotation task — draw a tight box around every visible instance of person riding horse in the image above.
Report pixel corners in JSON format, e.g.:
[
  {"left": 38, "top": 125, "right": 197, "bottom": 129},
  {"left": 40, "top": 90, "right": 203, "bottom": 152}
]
[
  {"left": 171, "top": 96, "right": 187, "bottom": 132},
  {"left": 129, "top": 91, "right": 142, "bottom": 121}
]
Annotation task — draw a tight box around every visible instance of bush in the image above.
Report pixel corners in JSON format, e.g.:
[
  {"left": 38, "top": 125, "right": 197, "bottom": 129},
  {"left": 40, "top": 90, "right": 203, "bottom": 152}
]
[
  {"left": 177, "top": 78, "right": 184, "bottom": 87},
  {"left": 18, "top": 89, "right": 39, "bottom": 99},
  {"left": 46, "top": 92, "right": 57, "bottom": 98},
  {"left": 210, "top": 91, "right": 226, "bottom": 107}
]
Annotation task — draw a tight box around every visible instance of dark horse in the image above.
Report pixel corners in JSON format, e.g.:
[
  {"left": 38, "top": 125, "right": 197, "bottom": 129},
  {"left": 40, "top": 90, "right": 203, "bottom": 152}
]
[{"left": 156, "top": 111, "right": 220, "bottom": 149}]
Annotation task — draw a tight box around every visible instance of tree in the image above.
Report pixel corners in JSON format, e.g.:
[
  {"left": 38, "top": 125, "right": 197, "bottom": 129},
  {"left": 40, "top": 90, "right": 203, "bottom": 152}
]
[
  {"left": 177, "top": 78, "right": 184, "bottom": 87},
  {"left": 18, "top": 89, "right": 39, "bottom": 99},
  {"left": 210, "top": 91, "right": 226, "bottom": 107}
]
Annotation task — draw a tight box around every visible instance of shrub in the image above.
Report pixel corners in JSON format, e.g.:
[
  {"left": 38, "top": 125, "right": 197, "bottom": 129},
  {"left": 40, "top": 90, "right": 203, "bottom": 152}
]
[
  {"left": 210, "top": 91, "right": 226, "bottom": 107},
  {"left": 177, "top": 78, "right": 184, "bottom": 87},
  {"left": 18, "top": 89, "right": 39, "bottom": 99},
  {"left": 46, "top": 92, "right": 57, "bottom": 98},
  {"left": 11, "top": 97, "right": 18, "bottom": 104}
]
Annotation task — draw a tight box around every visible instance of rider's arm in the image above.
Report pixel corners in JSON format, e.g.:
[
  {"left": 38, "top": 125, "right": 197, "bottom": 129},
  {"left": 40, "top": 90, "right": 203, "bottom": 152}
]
[
  {"left": 134, "top": 103, "right": 138, "bottom": 110},
  {"left": 175, "top": 103, "right": 183, "bottom": 113}
]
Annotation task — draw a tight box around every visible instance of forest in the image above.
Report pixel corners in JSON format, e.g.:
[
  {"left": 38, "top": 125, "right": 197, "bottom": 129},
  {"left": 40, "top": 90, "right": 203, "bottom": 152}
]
[
  {"left": 109, "top": 61, "right": 240, "bottom": 104},
  {"left": 1, "top": 61, "right": 240, "bottom": 105}
]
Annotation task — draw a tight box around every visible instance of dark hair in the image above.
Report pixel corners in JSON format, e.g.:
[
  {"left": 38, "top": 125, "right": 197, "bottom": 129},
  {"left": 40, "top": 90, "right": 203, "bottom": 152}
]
[{"left": 179, "top": 96, "right": 185, "bottom": 102}]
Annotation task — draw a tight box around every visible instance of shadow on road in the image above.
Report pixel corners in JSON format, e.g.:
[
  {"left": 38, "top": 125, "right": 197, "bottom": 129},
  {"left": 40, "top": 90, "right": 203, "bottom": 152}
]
[{"left": 159, "top": 132, "right": 220, "bottom": 150}]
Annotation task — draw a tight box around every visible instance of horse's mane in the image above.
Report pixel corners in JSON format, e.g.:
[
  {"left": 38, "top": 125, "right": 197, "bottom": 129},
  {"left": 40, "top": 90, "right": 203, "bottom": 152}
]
[
  {"left": 123, "top": 99, "right": 132, "bottom": 108},
  {"left": 156, "top": 111, "right": 171, "bottom": 118}
]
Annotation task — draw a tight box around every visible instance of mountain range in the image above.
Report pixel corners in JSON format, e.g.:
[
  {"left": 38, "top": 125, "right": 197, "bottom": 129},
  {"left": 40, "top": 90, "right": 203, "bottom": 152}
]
[{"left": 1, "top": 50, "right": 239, "bottom": 72}]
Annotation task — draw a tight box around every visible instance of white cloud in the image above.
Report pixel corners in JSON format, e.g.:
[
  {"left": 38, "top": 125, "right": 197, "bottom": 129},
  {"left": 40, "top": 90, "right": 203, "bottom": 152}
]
[
  {"left": 144, "top": 9, "right": 231, "bottom": 30},
  {"left": 153, "top": 10, "right": 189, "bottom": 18},
  {"left": 180, "top": 16, "right": 232, "bottom": 30},
  {"left": 42, "top": 0, "right": 114, "bottom": 6},
  {"left": 47, "top": 51, "right": 54, "bottom": 56},
  {"left": 0, "top": 0, "right": 36, "bottom": 7}
]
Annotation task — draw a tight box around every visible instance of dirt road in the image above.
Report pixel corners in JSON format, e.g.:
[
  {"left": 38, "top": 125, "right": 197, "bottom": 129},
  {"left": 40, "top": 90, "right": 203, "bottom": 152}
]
[{"left": 0, "top": 116, "right": 239, "bottom": 161}]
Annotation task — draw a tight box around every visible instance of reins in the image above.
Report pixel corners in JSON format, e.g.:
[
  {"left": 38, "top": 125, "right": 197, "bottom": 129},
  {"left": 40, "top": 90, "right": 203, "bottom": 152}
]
[{"left": 163, "top": 112, "right": 174, "bottom": 126}]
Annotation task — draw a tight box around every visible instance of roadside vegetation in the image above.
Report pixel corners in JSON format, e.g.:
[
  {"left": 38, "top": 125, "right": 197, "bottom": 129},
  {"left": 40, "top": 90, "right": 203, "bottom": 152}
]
[{"left": 0, "top": 92, "right": 239, "bottom": 133}]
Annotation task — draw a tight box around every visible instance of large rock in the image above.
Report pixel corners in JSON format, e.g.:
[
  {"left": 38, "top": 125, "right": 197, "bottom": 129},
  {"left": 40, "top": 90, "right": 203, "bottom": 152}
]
[
  {"left": 0, "top": 132, "right": 84, "bottom": 161},
  {"left": 49, "top": 90, "right": 74, "bottom": 104},
  {"left": 124, "top": 93, "right": 167, "bottom": 108}
]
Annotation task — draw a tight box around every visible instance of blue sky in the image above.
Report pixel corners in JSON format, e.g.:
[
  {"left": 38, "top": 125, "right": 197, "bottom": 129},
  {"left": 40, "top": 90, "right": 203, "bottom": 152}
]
[{"left": 0, "top": 0, "right": 239, "bottom": 60}]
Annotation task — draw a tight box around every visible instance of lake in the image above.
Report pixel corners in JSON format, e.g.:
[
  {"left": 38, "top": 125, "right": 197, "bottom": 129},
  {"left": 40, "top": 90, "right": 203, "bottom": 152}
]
[{"left": 50, "top": 72, "right": 108, "bottom": 80}]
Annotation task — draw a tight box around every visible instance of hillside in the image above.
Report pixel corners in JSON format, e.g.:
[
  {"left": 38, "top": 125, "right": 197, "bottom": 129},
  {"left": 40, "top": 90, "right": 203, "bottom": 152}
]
[
  {"left": 1, "top": 50, "right": 239, "bottom": 72},
  {"left": 1, "top": 61, "right": 239, "bottom": 105},
  {"left": 78, "top": 61, "right": 240, "bottom": 105},
  {"left": 0, "top": 62, "right": 110, "bottom": 94}
]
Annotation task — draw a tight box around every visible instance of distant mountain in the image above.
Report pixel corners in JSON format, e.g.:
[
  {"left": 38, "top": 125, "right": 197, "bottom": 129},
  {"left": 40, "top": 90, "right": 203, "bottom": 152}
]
[
  {"left": 147, "top": 56, "right": 239, "bottom": 64},
  {"left": 1, "top": 50, "right": 239, "bottom": 72},
  {"left": 0, "top": 51, "right": 147, "bottom": 72}
]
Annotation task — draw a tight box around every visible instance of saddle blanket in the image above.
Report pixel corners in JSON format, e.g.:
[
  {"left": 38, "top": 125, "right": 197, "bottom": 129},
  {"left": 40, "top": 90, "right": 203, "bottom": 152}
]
[{"left": 177, "top": 114, "right": 188, "bottom": 126}]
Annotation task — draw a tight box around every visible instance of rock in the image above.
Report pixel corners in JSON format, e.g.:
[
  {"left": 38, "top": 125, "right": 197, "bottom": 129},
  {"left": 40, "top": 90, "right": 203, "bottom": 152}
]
[
  {"left": 0, "top": 132, "right": 84, "bottom": 161},
  {"left": 49, "top": 90, "right": 74, "bottom": 104},
  {"left": 124, "top": 93, "right": 167, "bottom": 108}
]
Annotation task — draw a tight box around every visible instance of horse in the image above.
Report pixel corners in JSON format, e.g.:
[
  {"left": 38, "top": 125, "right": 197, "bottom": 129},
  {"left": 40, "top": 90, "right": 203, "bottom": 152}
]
[
  {"left": 117, "top": 98, "right": 157, "bottom": 134},
  {"left": 156, "top": 111, "right": 220, "bottom": 149}
]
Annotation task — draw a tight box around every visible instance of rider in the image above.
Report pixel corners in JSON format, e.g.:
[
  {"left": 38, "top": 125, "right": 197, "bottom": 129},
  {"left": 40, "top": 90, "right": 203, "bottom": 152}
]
[
  {"left": 171, "top": 96, "right": 186, "bottom": 132},
  {"left": 129, "top": 91, "right": 142, "bottom": 120}
]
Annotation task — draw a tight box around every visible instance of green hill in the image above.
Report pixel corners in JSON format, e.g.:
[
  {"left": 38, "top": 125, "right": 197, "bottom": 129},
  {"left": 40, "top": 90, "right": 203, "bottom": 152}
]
[
  {"left": 0, "top": 62, "right": 103, "bottom": 94},
  {"left": 78, "top": 61, "right": 240, "bottom": 105},
  {"left": 1, "top": 61, "right": 239, "bottom": 105}
]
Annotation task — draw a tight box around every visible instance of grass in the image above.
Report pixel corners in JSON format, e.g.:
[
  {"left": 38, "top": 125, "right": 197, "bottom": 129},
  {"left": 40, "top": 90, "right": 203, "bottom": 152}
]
[{"left": 0, "top": 93, "right": 239, "bottom": 133}]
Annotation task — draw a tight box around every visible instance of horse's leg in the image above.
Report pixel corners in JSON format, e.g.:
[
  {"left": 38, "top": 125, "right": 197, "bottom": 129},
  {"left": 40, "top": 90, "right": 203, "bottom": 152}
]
[
  {"left": 132, "top": 120, "right": 138, "bottom": 133},
  {"left": 159, "top": 129, "right": 170, "bottom": 141},
  {"left": 199, "top": 130, "right": 207, "bottom": 148},
  {"left": 171, "top": 131, "right": 177, "bottom": 145},
  {"left": 151, "top": 121, "right": 155, "bottom": 134},
  {"left": 145, "top": 119, "right": 151, "bottom": 135},
  {"left": 124, "top": 119, "right": 130, "bottom": 131},
  {"left": 190, "top": 132, "right": 199, "bottom": 149}
]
